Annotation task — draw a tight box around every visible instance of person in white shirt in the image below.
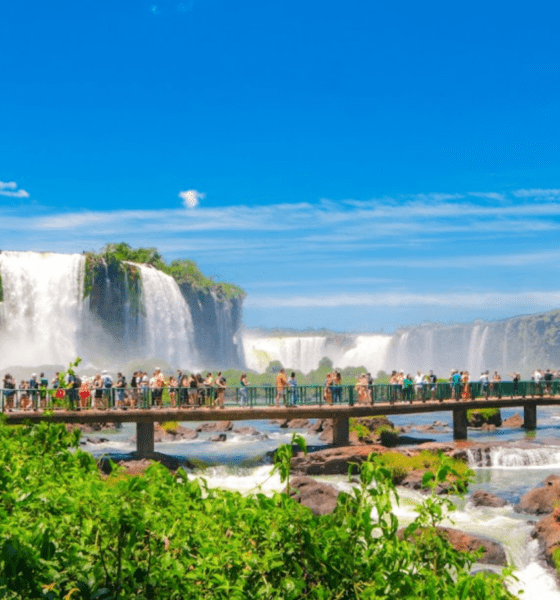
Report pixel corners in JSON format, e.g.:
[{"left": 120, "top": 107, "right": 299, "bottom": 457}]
[{"left": 414, "top": 371, "right": 424, "bottom": 401}]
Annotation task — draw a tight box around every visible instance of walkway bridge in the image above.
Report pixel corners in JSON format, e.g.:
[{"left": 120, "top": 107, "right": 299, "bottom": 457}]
[{"left": 3, "top": 381, "right": 560, "bottom": 458}]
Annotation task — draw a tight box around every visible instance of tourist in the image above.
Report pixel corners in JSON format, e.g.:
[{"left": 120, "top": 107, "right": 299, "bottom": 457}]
[
  {"left": 389, "top": 371, "right": 398, "bottom": 403},
  {"left": 532, "top": 369, "right": 543, "bottom": 397},
  {"left": 215, "top": 372, "right": 226, "bottom": 409},
  {"left": 2, "top": 374, "right": 15, "bottom": 410},
  {"left": 29, "top": 373, "right": 39, "bottom": 407},
  {"left": 403, "top": 373, "right": 413, "bottom": 403},
  {"left": 51, "top": 372, "right": 60, "bottom": 389},
  {"left": 39, "top": 372, "right": 48, "bottom": 408},
  {"left": 168, "top": 374, "right": 178, "bottom": 407},
  {"left": 323, "top": 372, "right": 333, "bottom": 405},
  {"left": 428, "top": 370, "right": 437, "bottom": 400},
  {"left": 544, "top": 369, "right": 554, "bottom": 396},
  {"left": 20, "top": 380, "right": 30, "bottom": 410},
  {"left": 366, "top": 372, "right": 373, "bottom": 404},
  {"left": 204, "top": 372, "right": 214, "bottom": 407},
  {"left": 239, "top": 373, "right": 249, "bottom": 406},
  {"left": 196, "top": 374, "right": 205, "bottom": 406},
  {"left": 141, "top": 372, "right": 149, "bottom": 406},
  {"left": 452, "top": 370, "right": 462, "bottom": 400},
  {"left": 414, "top": 371, "right": 424, "bottom": 401},
  {"left": 93, "top": 374, "right": 104, "bottom": 409},
  {"left": 130, "top": 371, "right": 139, "bottom": 407},
  {"left": 152, "top": 368, "right": 165, "bottom": 407},
  {"left": 511, "top": 371, "right": 521, "bottom": 396},
  {"left": 491, "top": 371, "right": 502, "bottom": 398},
  {"left": 275, "top": 368, "right": 287, "bottom": 407},
  {"left": 356, "top": 373, "right": 368, "bottom": 404},
  {"left": 79, "top": 377, "right": 91, "bottom": 410},
  {"left": 116, "top": 373, "right": 126, "bottom": 408},
  {"left": 188, "top": 373, "right": 199, "bottom": 407},
  {"left": 461, "top": 371, "right": 471, "bottom": 401}
]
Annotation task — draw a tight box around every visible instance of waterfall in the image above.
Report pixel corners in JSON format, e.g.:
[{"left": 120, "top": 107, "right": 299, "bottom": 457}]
[
  {"left": 135, "top": 263, "right": 198, "bottom": 369},
  {"left": 0, "top": 251, "right": 85, "bottom": 368},
  {"left": 467, "top": 446, "right": 560, "bottom": 468},
  {"left": 242, "top": 335, "right": 328, "bottom": 374},
  {"left": 336, "top": 335, "right": 392, "bottom": 374}
]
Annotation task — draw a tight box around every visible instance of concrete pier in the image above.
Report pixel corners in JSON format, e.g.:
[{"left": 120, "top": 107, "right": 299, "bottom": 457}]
[
  {"left": 332, "top": 416, "right": 349, "bottom": 446},
  {"left": 452, "top": 408, "right": 468, "bottom": 440},
  {"left": 136, "top": 422, "right": 155, "bottom": 458},
  {"left": 524, "top": 403, "right": 537, "bottom": 430}
]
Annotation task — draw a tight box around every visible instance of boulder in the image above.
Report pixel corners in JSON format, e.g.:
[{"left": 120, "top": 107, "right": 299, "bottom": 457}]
[
  {"left": 318, "top": 420, "right": 333, "bottom": 443},
  {"left": 516, "top": 475, "right": 560, "bottom": 515},
  {"left": 471, "top": 490, "right": 508, "bottom": 508},
  {"left": 308, "top": 419, "right": 324, "bottom": 433},
  {"left": 233, "top": 426, "right": 261, "bottom": 436},
  {"left": 291, "top": 446, "right": 384, "bottom": 476},
  {"left": 196, "top": 421, "right": 233, "bottom": 432},
  {"left": 66, "top": 422, "right": 120, "bottom": 434},
  {"left": 502, "top": 413, "right": 524, "bottom": 428},
  {"left": 532, "top": 508, "right": 560, "bottom": 568},
  {"left": 154, "top": 423, "right": 198, "bottom": 442},
  {"left": 288, "top": 476, "right": 340, "bottom": 515},
  {"left": 399, "top": 527, "right": 506, "bottom": 566},
  {"left": 209, "top": 434, "right": 227, "bottom": 442},
  {"left": 480, "top": 423, "right": 497, "bottom": 432},
  {"left": 286, "top": 419, "right": 310, "bottom": 429}
]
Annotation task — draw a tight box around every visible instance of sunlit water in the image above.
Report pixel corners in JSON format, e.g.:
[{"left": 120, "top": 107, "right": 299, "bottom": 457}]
[{"left": 82, "top": 405, "right": 560, "bottom": 599}]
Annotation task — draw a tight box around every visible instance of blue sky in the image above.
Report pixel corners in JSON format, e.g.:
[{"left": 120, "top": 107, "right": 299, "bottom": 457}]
[{"left": 2, "top": 0, "right": 560, "bottom": 332}]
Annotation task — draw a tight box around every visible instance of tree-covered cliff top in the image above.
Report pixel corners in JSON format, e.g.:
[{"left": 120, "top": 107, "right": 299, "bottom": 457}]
[{"left": 85, "top": 243, "right": 245, "bottom": 300}]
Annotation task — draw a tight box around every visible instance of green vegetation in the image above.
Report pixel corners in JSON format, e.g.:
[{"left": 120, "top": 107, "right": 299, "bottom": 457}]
[
  {"left": 0, "top": 423, "right": 516, "bottom": 599},
  {"left": 376, "top": 425, "right": 400, "bottom": 447},
  {"left": 349, "top": 418, "right": 371, "bottom": 441},
  {"left": 84, "top": 243, "right": 245, "bottom": 300},
  {"left": 467, "top": 408, "right": 501, "bottom": 421}
]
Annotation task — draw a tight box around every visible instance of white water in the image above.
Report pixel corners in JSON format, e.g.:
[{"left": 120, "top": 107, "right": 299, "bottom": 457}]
[
  {"left": 242, "top": 335, "right": 328, "bottom": 373},
  {"left": 333, "top": 334, "right": 392, "bottom": 374},
  {"left": 468, "top": 446, "right": 560, "bottom": 469},
  {"left": 0, "top": 251, "right": 85, "bottom": 369},
  {"left": 135, "top": 263, "right": 198, "bottom": 369}
]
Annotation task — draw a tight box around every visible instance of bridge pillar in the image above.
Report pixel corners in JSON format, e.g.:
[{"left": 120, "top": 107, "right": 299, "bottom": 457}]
[
  {"left": 524, "top": 403, "right": 537, "bottom": 430},
  {"left": 332, "top": 416, "right": 349, "bottom": 446},
  {"left": 453, "top": 408, "right": 468, "bottom": 440},
  {"left": 136, "top": 422, "right": 155, "bottom": 458}
]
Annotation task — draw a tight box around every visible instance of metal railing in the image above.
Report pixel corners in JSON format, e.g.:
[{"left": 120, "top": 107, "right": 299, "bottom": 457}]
[{"left": 1, "top": 381, "right": 559, "bottom": 412}]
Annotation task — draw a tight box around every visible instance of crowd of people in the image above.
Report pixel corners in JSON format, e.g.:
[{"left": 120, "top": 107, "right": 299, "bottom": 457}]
[{"left": 2, "top": 366, "right": 559, "bottom": 411}]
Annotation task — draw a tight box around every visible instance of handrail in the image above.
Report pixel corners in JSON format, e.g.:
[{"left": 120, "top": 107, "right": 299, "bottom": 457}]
[{"left": 1, "top": 380, "right": 559, "bottom": 412}]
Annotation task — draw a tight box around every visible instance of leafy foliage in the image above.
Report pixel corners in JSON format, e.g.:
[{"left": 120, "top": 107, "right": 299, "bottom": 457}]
[
  {"left": 84, "top": 243, "right": 245, "bottom": 300},
  {"left": 0, "top": 423, "right": 517, "bottom": 599}
]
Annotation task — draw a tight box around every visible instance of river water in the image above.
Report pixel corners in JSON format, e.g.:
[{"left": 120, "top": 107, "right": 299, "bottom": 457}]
[{"left": 82, "top": 406, "right": 560, "bottom": 599}]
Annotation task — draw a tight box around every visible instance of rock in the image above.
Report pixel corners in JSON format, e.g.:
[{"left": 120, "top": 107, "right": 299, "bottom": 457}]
[
  {"left": 98, "top": 453, "right": 191, "bottom": 475},
  {"left": 502, "top": 413, "right": 524, "bottom": 428},
  {"left": 318, "top": 420, "right": 333, "bottom": 443},
  {"left": 288, "top": 476, "right": 340, "bottom": 515},
  {"left": 308, "top": 419, "right": 324, "bottom": 433},
  {"left": 66, "top": 422, "right": 120, "bottom": 434},
  {"left": 154, "top": 423, "right": 198, "bottom": 442},
  {"left": 468, "top": 410, "right": 502, "bottom": 428},
  {"left": 471, "top": 490, "right": 508, "bottom": 508},
  {"left": 480, "top": 423, "right": 497, "bottom": 432},
  {"left": 532, "top": 508, "right": 560, "bottom": 568},
  {"left": 286, "top": 418, "right": 310, "bottom": 429},
  {"left": 399, "top": 527, "right": 507, "bottom": 566},
  {"left": 439, "top": 528, "right": 507, "bottom": 566},
  {"left": 85, "top": 437, "right": 109, "bottom": 444},
  {"left": 209, "top": 434, "right": 227, "bottom": 442},
  {"left": 516, "top": 475, "right": 560, "bottom": 515},
  {"left": 291, "top": 446, "right": 384, "bottom": 476},
  {"left": 274, "top": 419, "right": 289, "bottom": 428},
  {"left": 196, "top": 421, "right": 233, "bottom": 433},
  {"left": 233, "top": 426, "right": 261, "bottom": 436}
]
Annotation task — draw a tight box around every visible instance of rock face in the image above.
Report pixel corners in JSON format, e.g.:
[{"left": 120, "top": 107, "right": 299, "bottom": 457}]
[
  {"left": 502, "top": 413, "right": 524, "bottom": 428},
  {"left": 516, "top": 475, "right": 560, "bottom": 515},
  {"left": 533, "top": 509, "right": 560, "bottom": 568},
  {"left": 288, "top": 477, "right": 340, "bottom": 515},
  {"left": 196, "top": 421, "right": 233, "bottom": 432},
  {"left": 471, "top": 490, "right": 508, "bottom": 508}
]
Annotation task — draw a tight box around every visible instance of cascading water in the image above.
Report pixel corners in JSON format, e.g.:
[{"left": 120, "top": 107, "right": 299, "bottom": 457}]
[
  {"left": 135, "top": 263, "right": 198, "bottom": 369},
  {"left": 335, "top": 335, "right": 392, "bottom": 374},
  {"left": 0, "top": 251, "right": 85, "bottom": 368}
]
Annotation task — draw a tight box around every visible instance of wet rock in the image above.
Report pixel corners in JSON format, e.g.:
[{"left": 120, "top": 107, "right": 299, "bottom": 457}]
[
  {"left": 196, "top": 421, "right": 233, "bottom": 432},
  {"left": 286, "top": 418, "right": 310, "bottom": 429},
  {"left": 399, "top": 527, "right": 506, "bottom": 566},
  {"left": 273, "top": 419, "right": 289, "bottom": 428},
  {"left": 318, "top": 420, "right": 334, "bottom": 443},
  {"left": 98, "top": 453, "right": 191, "bottom": 475},
  {"left": 288, "top": 476, "right": 340, "bottom": 515},
  {"left": 209, "top": 434, "right": 227, "bottom": 442},
  {"left": 532, "top": 508, "right": 560, "bottom": 568},
  {"left": 85, "top": 437, "right": 109, "bottom": 444},
  {"left": 66, "top": 422, "right": 120, "bottom": 434},
  {"left": 480, "top": 423, "right": 497, "bottom": 432},
  {"left": 308, "top": 419, "right": 324, "bottom": 433},
  {"left": 516, "top": 475, "right": 560, "bottom": 515},
  {"left": 233, "top": 426, "right": 261, "bottom": 436},
  {"left": 471, "top": 490, "right": 508, "bottom": 508},
  {"left": 154, "top": 423, "right": 198, "bottom": 442},
  {"left": 502, "top": 413, "right": 524, "bottom": 428},
  {"left": 291, "top": 446, "right": 384, "bottom": 476}
]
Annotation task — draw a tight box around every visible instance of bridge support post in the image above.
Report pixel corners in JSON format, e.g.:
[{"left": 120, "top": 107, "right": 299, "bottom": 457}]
[
  {"left": 524, "top": 403, "right": 537, "bottom": 430},
  {"left": 453, "top": 408, "right": 468, "bottom": 440},
  {"left": 136, "top": 422, "right": 155, "bottom": 458},
  {"left": 332, "top": 416, "right": 349, "bottom": 446}
]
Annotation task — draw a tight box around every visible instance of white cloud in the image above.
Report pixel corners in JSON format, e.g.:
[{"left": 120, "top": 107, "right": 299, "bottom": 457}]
[
  {"left": 513, "top": 188, "right": 560, "bottom": 200},
  {"left": 179, "top": 189, "right": 205, "bottom": 209},
  {"left": 246, "top": 290, "right": 560, "bottom": 309},
  {"left": 468, "top": 191, "right": 507, "bottom": 202},
  {"left": 0, "top": 180, "right": 30, "bottom": 198}
]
